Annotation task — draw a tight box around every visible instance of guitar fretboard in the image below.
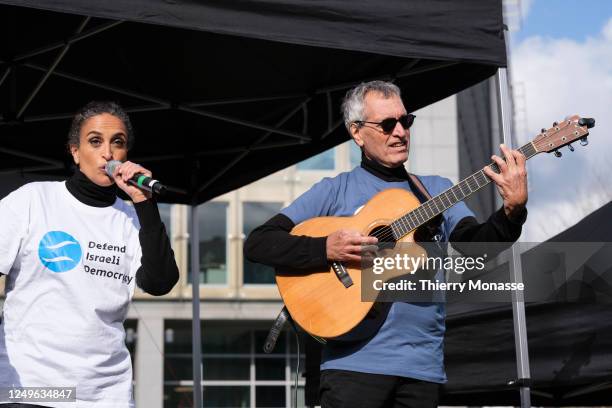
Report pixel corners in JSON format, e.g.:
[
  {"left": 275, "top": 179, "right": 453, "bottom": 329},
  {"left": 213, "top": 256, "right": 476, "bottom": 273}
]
[{"left": 388, "top": 142, "right": 538, "bottom": 240}]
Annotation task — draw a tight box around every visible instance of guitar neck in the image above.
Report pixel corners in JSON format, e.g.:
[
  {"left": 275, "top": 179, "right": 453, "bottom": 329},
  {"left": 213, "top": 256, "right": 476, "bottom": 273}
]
[{"left": 390, "top": 141, "right": 539, "bottom": 240}]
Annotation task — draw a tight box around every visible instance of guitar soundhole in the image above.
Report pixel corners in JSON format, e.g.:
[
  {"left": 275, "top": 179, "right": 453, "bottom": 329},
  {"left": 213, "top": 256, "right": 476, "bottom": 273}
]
[{"left": 369, "top": 225, "right": 396, "bottom": 243}]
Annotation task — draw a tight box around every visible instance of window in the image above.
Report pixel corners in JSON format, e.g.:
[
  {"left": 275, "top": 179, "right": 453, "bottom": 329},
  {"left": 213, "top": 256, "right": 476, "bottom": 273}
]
[
  {"left": 243, "top": 202, "right": 283, "bottom": 284},
  {"left": 158, "top": 203, "right": 175, "bottom": 252},
  {"left": 188, "top": 202, "right": 229, "bottom": 285},
  {"left": 296, "top": 148, "right": 335, "bottom": 170},
  {"left": 349, "top": 141, "right": 362, "bottom": 169},
  {"left": 124, "top": 319, "right": 137, "bottom": 379},
  {"left": 158, "top": 204, "right": 172, "bottom": 233},
  {"left": 163, "top": 321, "right": 305, "bottom": 408}
]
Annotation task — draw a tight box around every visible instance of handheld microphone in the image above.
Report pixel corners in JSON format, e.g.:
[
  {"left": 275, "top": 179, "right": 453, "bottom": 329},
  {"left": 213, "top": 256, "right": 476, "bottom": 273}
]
[{"left": 105, "top": 160, "right": 166, "bottom": 195}]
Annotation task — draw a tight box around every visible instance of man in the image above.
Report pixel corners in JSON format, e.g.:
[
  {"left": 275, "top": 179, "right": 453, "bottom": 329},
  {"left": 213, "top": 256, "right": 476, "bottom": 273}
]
[{"left": 245, "top": 81, "right": 527, "bottom": 408}]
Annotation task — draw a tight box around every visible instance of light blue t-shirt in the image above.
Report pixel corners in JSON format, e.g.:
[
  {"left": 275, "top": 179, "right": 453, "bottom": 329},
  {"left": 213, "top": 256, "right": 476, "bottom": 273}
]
[{"left": 281, "top": 166, "right": 474, "bottom": 383}]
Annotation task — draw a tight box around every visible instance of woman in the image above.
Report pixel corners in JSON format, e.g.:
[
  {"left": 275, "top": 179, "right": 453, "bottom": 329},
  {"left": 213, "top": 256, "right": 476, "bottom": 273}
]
[{"left": 0, "top": 101, "right": 179, "bottom": 408}]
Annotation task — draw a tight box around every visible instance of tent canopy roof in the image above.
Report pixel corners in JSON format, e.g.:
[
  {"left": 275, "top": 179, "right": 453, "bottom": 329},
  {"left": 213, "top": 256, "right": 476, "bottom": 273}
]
[{"left": 0, "top": 0, "right": 506, "bottom": 204}]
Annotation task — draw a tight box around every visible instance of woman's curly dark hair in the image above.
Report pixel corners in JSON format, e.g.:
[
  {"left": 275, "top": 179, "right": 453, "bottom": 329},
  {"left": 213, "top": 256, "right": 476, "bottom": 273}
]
[{"left": 67, "top": 101, "right": 135, "bottom": 151}]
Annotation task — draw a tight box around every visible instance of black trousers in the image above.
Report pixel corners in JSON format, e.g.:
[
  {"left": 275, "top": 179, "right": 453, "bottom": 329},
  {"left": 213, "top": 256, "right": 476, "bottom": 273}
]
[{"left": 319, "top": 369, "right": 440, "bottom": 408}]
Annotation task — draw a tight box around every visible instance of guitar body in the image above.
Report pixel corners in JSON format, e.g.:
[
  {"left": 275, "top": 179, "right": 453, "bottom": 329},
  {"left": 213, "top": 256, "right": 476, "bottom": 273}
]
[{"left": 275, "top": 188, "right": 426, "bottom": 339}]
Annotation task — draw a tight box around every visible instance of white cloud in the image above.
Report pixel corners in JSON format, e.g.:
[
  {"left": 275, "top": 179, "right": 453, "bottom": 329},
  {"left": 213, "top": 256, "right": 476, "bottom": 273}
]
[
  {"left": 604, "top": 17, "right": 612, "bottom": 41},
  {"left": 511, "top": 17, "right": 612, "bottom": 242}
]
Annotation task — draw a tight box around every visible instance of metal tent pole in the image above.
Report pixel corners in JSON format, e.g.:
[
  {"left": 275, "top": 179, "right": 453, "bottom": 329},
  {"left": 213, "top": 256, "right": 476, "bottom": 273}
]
[
  {"left": 495, "top": 67, "right": 532, "bottom": 408},
  {"left": 190, "top": 205, "right": 203, "bottom": 408}
]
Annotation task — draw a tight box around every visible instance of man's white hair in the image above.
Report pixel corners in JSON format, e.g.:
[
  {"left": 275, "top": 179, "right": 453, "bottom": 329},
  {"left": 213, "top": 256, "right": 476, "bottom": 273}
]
[{"left": 341, "top": 80, "right": 401, "bottom": 131}]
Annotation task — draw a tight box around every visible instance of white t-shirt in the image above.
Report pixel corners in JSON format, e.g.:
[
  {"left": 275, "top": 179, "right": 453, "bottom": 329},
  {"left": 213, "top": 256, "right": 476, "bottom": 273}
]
[{"left": 0, "top": 182, "right": 142, "bottom": 407}]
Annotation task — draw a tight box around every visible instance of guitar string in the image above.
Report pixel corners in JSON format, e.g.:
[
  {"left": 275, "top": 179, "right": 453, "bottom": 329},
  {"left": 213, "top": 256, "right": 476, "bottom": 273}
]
[
  {"left": 364, "top": 168, "right": 500, "bottom": 241},
  {"left": 364, "top": 172, "right": 488, "bottom": 243},
  {"left": 365, "top": 179, "right": 483, "bottom": 243},
  {"left": 368, "top": 175, "right": 488, "bottom": 243},
  {"left": 356, "top": 142, "right": 538, "bottom": 245}
]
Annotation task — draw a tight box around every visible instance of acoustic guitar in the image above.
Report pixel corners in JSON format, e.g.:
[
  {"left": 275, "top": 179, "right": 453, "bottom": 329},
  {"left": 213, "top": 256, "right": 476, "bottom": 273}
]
[{"left": 276, "top": 115, "right": 595, "bottom": 339}]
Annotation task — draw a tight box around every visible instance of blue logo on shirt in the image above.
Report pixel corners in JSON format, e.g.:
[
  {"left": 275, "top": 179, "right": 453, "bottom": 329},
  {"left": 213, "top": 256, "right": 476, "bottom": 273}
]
[{"left": 38, "top": 231, "right": 82, "bottom": 273}]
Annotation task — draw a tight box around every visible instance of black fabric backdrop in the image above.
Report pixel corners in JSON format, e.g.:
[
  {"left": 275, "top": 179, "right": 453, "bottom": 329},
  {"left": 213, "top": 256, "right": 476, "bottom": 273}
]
[
  {"left": 442, "top": 202, "right": 612, "bottom": 406},
  {"left": 0, "top": 0, "right": 505, "bottom": 204}
]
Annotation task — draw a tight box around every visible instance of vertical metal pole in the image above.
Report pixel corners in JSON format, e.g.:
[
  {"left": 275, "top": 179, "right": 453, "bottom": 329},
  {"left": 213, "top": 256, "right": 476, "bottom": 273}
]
[
  {"left": 495, "top": 67, "right": 532, "bottom": 408},
  {"left": 190, "top": 205, "right": 203, "bottom": 408}
]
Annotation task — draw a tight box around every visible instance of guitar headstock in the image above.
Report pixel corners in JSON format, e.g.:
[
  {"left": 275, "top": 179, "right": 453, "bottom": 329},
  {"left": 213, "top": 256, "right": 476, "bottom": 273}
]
[{"left": 532, "top": 115, "right": 595, "bottom": 157}]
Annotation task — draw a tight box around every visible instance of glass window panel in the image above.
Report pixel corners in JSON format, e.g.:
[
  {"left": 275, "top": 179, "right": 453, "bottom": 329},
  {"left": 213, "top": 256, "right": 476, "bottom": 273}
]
[
  {"left": 164, "top": 356, "right": 193, "bottom": 381},
  {"left": 288, "top": 332, "right": 307, "bottom": 355},
  {"left": 255, "top": 358, "right": 285, "bottom": 380},
  {"left": 203, "top": 326, "right": 251, "bottom": 354},
  {"left": 123, "top": 319, "right": 137, "bottom": 377},
  {"left": 204, "top": 357, "right": 250, "bottom": 380},
  {"left": 164, "top": 386, "right": 250, "bottom": 408},
  {"left": 164, "top": 324, "right": 315, "bottom": 408},
  {"left": 350, "top": 141, "right": 362, "bottom": 169},
  {"left": 164, "top": 320, "right": 193, "bottom": 354},
  {"left": 163, "top": 385, "right": 195, "bottom": 408},
  {"left": 243, "top": 202, "right": 283, "bottom": 235},
  {"left": 255, "top": 386, "right": 285, "bottom": 408},
  {"left": 243, "top": 261, "right": 276, "bottom": 284},
  {"left": 297, "top": 148, "right": 335, "bottom": 170},
  {"left": 188, "top": 202, "right": 228, "bottom": 284},
  {"left": 289, "top": 357, "right": 306, "bottom": 381},
  {"left": 158, "top": 203, "right": 172, "bottom": 238},
  {"left": 254, "top": 330, "right": 285, "bottom": 354},
  {"left": 203, "top": 386, "right": 250, "bottom": 408},
  {"left": 165, "top": 321, "right": 251, "bottom": 354},
  {"left": 164, "top": 357, "right": 251, "bottom": 382},
  {"left": 243, "top": 202, "right": 283, "bottom": 284}
]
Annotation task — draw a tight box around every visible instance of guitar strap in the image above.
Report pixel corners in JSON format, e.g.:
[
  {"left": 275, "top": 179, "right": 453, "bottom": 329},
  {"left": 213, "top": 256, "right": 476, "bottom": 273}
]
[
  {"left": 407, "top": 173, "right": 432, "bottom": 201},
  {"left": 263, "top": 306, "right": 291, "bottom": 353},
  {"left": 407, "top": 173, "right": 444, "bottom": 242}
]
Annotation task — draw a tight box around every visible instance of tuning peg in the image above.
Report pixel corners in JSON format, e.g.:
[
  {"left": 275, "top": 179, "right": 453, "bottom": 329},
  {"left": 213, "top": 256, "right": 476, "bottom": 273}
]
[
  {"left": 541, "top": 128, "right": 547, "bottom": 133},
  {"left": 554, "top": 150, "right": 562, "bottom": 158},
  {"left": 578, "top": 117, "right": 595, "bottom": 128},
  {"left": 553, "top": 122, "right": 558, "bottom": 126},
  {"left": 568, "top": 144, "right": 575, "bottom": 152},
  {"left": 580, "top": 136, "right": 589, "bottom": 146}
]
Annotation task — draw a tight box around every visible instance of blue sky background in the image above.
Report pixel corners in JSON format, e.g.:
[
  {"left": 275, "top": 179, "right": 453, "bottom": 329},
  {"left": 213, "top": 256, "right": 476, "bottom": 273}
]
[
  {"left": 508, "top": 0, "right": 612, "bottom": 241},
  {"left": 512, "top": 0, "right": 612, "bottom": 44}
]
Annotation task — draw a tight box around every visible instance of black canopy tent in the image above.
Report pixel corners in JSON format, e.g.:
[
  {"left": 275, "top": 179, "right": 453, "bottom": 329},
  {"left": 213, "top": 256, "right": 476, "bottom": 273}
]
[
  {"left": 0, "top": 1, "right": 524, "bottom": 406},
  {"left": 0, "top": 0, "right": 505, "bottom": 204}
]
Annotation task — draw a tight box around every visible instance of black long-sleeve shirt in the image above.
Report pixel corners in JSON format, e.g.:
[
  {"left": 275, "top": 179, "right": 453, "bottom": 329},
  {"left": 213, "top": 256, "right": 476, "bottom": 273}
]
[
  {"left": 132, "top": 199, "right": 180, "bottom": 295},
  {"left": 244, "top": 157, "right": 526, "bottom": 270},
  {"left": 66, "top": 169, "right": 179, "bottom": 295}
]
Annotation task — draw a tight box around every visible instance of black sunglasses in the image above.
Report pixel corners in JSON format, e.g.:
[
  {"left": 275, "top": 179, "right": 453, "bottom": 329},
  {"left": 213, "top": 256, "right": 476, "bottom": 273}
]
[{"left": 354, "top": 113, "right": 416, "bottom": 134}]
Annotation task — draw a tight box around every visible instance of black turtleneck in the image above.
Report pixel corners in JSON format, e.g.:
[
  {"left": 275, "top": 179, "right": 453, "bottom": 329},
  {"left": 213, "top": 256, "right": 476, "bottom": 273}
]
[
  {"left": 244, "top": 156, "right": 527, "bottom": 270},
  {"left": 66, "top": 169, "right": 118, "bottom": 207},
  {"left": 66, "top": 169, "right": 179, "bottom": 296},
  {"left": 360, "top": 153, "right": 409, "bottom": 182}
]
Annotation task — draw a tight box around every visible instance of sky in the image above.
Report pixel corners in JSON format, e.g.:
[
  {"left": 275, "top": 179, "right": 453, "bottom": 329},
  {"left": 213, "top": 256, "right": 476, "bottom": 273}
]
[{"left": 508, "top": 0, "right": 612, "bottom": 242}]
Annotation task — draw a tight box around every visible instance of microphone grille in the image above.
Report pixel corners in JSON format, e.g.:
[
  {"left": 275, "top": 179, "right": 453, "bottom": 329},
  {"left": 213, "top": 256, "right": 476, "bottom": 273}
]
[{"left": 105, "top": 160, "right": 122, "bottom": 177}]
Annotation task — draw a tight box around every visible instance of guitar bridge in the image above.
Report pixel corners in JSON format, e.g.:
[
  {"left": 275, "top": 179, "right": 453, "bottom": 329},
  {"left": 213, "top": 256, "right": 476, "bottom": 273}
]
[{"left": 332, "top": 261, "right": 353, "bottom": 288}]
